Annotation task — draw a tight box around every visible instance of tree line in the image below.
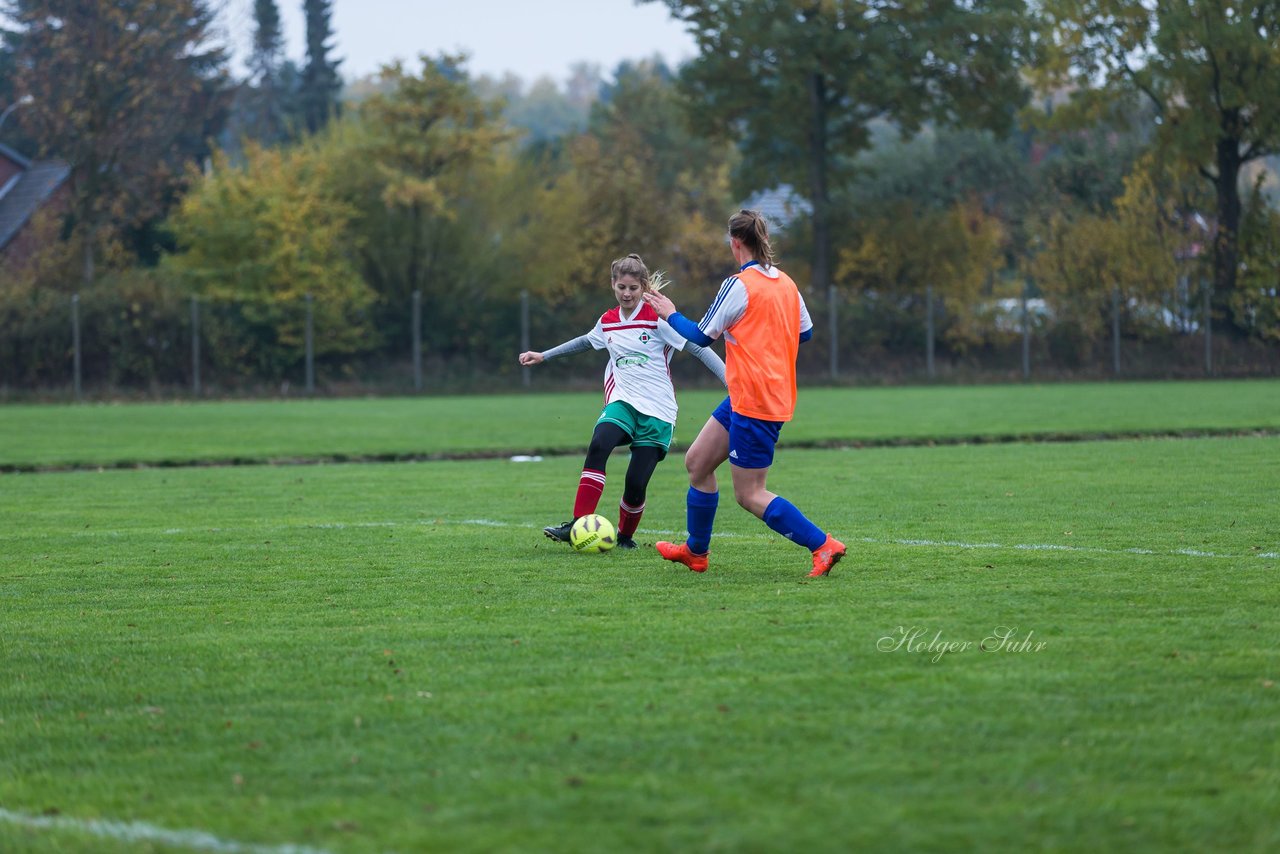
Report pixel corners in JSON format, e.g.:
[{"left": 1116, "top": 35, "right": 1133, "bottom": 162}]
[{"left": 1, "top": 1, "right": 1277, "bottom": 392}]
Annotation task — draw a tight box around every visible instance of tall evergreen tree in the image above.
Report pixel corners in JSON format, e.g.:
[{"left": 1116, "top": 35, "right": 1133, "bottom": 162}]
[
  {"left": 247, "top": 0, "right": 286, "bottom": 142},
  {"left": 301, "top": 0, "right": 342, "bottom": 134},
  {"left": 251, "top": 0, "right": 283, "bottom": 83}
]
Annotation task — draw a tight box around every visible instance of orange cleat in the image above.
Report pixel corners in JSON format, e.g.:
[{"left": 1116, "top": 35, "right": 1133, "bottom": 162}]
[
  {"left": 809, "top": 534, "right": 846, "bottom": 577},
  {"left": 656, "top": 540, "right": 709, "bottom": 573}
]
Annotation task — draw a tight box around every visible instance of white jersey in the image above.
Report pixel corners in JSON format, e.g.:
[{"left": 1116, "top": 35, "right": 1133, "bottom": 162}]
[
  {"left": 586, "top": 302, "right": 688, "bottom": 424},
  {"left": 696, "top": 263, "right": 814, "bottom": 345}
]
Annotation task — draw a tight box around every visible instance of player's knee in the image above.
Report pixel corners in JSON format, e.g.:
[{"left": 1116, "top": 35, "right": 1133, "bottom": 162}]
[
  {"left": 685, "top": 451, "right": 711, "bottom": 481},
  {"left": 683, "top": 454, "right": 698, "bottom": 477}
]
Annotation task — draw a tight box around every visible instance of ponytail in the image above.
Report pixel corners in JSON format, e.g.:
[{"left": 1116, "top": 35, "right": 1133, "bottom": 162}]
[{"left": 727, "top": 209, "right": 774, "bottom": 267}]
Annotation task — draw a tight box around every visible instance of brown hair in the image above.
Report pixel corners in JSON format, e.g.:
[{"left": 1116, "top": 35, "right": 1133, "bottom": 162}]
[
  {"left": 728, "top": 209, "right": 774, "bottom": 267},
  {"left": 610, "top": 253, "right": 651, "bottom": 289}
]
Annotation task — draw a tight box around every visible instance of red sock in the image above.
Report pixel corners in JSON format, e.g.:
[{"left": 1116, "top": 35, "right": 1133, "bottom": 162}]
[
  {"left": 618, "top": 499, "right": 645, "bottom": 538},
  {"left": 572, "top": 469, "right": 606, "bottom": 517}
]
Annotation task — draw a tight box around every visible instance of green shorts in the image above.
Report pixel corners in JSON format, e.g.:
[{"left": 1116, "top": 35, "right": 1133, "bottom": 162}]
[{"left": 597, "top": 401, "right": 673, "bottom": 456}]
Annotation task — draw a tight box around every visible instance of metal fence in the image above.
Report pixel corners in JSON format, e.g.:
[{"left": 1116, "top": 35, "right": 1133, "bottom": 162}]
[{"left": 7, "top": 283, "right": 1276, "bottom": 401}]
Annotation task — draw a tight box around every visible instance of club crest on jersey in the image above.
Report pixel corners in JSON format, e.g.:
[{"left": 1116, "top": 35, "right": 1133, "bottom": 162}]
[
  {"left": 638, "top": 332, "right": 651, "bottom": 343},
  {"left": 615, "top": 353, "right": 650, "bottom": 368}
]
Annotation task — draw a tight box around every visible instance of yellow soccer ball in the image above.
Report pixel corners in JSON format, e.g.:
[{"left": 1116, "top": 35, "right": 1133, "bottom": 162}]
[{"left": 569, "top": 514, "right": 616, "bottom": 553}]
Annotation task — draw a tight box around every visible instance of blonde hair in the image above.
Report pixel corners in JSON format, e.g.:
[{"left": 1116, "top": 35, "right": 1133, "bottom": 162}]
[
  {"left": 610, "top": 253, "right": 651, "bottom": 289},
  {"left": 728, "top": 209, "right": 774, "bottom": 267}
]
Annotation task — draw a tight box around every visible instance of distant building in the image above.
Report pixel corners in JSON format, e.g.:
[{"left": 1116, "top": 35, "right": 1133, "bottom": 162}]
[
  {"left": 0, "top": 142, "right": 71, "bottom": 267},
  {"left": 742, "top": 184, "right": 811, "bottom": 233}
]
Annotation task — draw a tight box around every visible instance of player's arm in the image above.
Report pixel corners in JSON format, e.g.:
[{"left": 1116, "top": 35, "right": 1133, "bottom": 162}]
[
  {"left": 517, "top": 334, "right": 593, "bottom": 366},
  {"left": 645, "top": 276, "right": 745, "bottom": 347},
  {"left": 655, "top": 317, "right": 728, "bottom": 387},
  {"left": 684, "top": 341, "right": 727, "bottom": 387},
  {"left": 798, "top": 290, "right": 814, "bottom": 344}
]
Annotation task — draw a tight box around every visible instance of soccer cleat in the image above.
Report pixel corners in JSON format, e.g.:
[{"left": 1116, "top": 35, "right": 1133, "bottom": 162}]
[
  {"left": 656, "top": 540, "right": 709, "bottom": 573},
  {"left": 808, "top": 534, "right": 847, "bottom": 577},
  {"left": 615, "top": 535, "right": 638, "bottom": 550},
  {"left": 543, "top": 520, "right": 575, "bottom": 543}
]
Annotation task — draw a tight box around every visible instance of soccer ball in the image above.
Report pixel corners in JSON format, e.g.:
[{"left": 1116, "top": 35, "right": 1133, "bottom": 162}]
[{"left": 569, "top": 514, "right": 616, "bottom": 553}]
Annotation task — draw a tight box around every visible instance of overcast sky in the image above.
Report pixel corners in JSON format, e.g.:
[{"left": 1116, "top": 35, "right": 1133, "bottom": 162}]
[{"left": 221, "top": 0, "right": 699, "bottom": 85}]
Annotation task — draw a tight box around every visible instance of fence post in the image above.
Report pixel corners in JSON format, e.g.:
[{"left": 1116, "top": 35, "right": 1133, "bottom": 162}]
[
  {"left": 304, "top": 293, "right": 314, "bottom": 394},
  {"left": 520, "top": 289, "right": 531, "bottom": 389},
  {"left": 1020, "top": 282, "right": 1031, "bottom": 381},
  {"left": 71, "top": 293, "right": 82, "bottom": 400},
  {"left": 1203, "top": 281, "right": 1212, "bottom": 376},
  {"left": 827, "top": 285, "right": 838, "bottom": 379},
  {"left": 925, "top": 285, "right": 935, "bottom": 380},
  {"left": 191, "top": 295, "right": 201, "bottom": 396},
  {"left": 1111, "top": 286, "right": 1121, "bottom": 376},
  {"left": 412, "top": 290, "right": 423, "bottom": 392}
]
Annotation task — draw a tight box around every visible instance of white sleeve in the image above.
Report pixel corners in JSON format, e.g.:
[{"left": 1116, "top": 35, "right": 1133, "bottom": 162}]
[
  {"left": 585, "top": 318, "right": 608, "bottom": 350},
  {"left": 656, "top": 318, "right": 688, "bottom": 351},
  {"left": 697, "top": 276, "right": 748, "bottom": 340},
  {"left": 798, "top": 289, "right": 814, "bottom": 335}
]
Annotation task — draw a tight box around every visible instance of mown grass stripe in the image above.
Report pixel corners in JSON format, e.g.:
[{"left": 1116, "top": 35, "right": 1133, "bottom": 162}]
[
  {"left": 2, "top": 426, "right": 1278, "bottom": 474},
  {"left": 8, "top": 515, "right": 1272, "bottom": 563}
]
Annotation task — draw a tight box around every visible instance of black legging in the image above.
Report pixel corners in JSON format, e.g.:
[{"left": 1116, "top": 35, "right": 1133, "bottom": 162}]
[{"left": 583, "top": 421, "right": 664, "bottom": 509}]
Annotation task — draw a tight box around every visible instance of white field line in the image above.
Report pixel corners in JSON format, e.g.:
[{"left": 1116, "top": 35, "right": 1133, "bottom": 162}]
[
  {"left": 0, "top": 807, "right": 330, "bottom": 854},
  {"left": 40, "top": 517, "right": 1269, "bottom": 562}
]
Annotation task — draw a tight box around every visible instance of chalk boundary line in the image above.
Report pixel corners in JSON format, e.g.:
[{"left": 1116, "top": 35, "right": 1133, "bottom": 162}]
[
  {"left": 2, "top": 427, "right": 1278, "bottom": 474},
  {"left": 31, "top": 517, "right": 1276, "bottom": 561},
  {"left": 0, "top": 806, "right": 331, "bottom": 854},
  {"left": 449, "top": 519, "right": 1280, "bottom": 561}
]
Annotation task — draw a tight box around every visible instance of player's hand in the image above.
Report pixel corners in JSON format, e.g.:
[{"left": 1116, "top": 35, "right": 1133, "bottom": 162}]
[
  {"left": 518, "top": 351, "right": 544, "bottom": 366},
  {"left": 643, "top": 290, "right": 676, "bottom": 319}
]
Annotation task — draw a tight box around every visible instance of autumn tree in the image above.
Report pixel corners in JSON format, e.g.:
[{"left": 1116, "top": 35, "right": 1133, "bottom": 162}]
[
  {"left": 646, "top": 0, "right": 1030, "bottom": 303},
  {"left": 1034, "top": 1, "right": 1280, "bottom": 329},
  {"left": 349, "top": 55, "right": 511, "bottom": 291},
  {"left": 1029, "top": 159, "right": 1185, "bottom": 359},
  {"left": 325, "top": 55, "right": 517, "bottom": 355},
  {"left": 838, "top": 197, "right": 1005, "bottom": 350},
  {"left": 165, "top": 143, "right": 373, "bottom": 379},
  {"left": 1232, "top": 178, "right": 1280, "bottom": 341},
  {"left": 565, "top": 58, "right": 734, "bottom": 303},
  {"left": 2, "top": 0, "right": 230, "bottom": 284}
]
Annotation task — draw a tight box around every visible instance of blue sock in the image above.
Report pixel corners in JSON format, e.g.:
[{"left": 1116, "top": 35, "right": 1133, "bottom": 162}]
[
  {"left": 763, "top": 496, "right": 827, "bottom": 551},
  {"left": 686, "top": 487, "right": 718, "bottom": 555}
]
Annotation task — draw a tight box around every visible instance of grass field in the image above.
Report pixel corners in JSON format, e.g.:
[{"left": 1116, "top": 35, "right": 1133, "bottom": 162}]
[
  {"left": 2, "top": 383, "right": 1279, "bottom": 852},
  {"left": 1, "top": 378, "right": 1278, "bottom": 468}
]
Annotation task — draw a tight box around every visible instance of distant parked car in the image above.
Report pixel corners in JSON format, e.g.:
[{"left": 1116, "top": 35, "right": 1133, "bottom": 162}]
[
  {"left": 1126, "top": 298, "right": 1199, "bottom": 334},
  {"left": 981, "top": 298, "right": 1054, "bottom": 333}
]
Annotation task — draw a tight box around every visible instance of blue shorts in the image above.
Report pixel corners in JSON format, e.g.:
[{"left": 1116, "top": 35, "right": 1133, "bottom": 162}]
[{"left": 711, "top": 396, "right": 783, "bottom": 469}]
